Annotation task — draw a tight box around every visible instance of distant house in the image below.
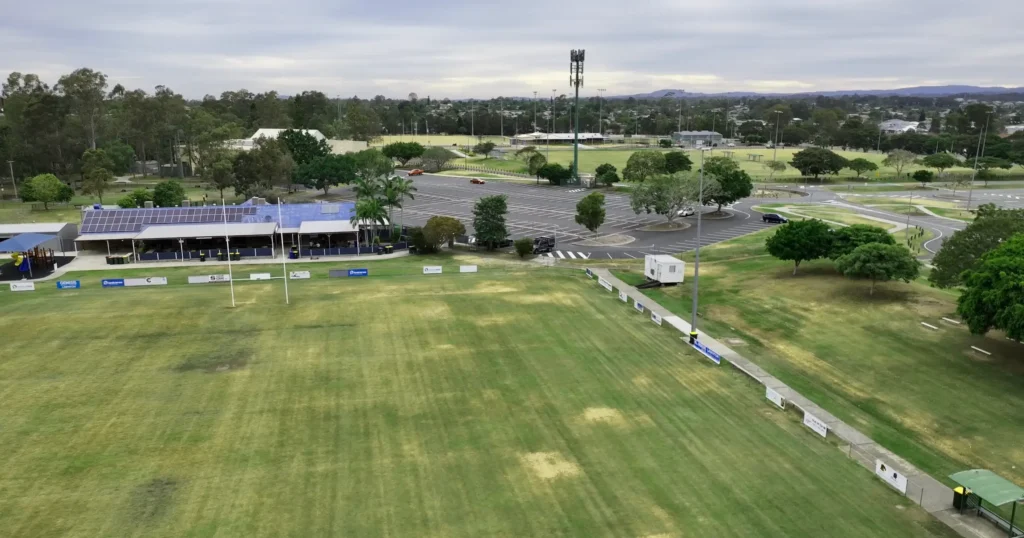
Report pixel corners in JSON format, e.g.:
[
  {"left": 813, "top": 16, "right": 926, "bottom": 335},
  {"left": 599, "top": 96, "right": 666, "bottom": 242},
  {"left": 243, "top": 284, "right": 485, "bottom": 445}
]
[
  {"left": 880, "top": 119, "right": 922, "bottom": 134},
  {"left": 510, "top": 132, "right": 604, "bottom": 146},
  {"left": 250, "top": 128, "right": 326, "bottom": 142}
]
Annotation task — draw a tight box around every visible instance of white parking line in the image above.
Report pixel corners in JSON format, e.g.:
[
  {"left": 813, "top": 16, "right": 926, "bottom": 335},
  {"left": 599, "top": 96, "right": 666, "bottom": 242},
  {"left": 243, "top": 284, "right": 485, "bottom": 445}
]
[
  {"left": 556, "top": 251, "right": 566, "bottom": 259},
  {"left": 623, "top": 253, "right": 636, "bottom": 259},
  {"left": 579, "top": 253, "right": 589, "bottom": 259},
  {"left": 566, "top": 251, "right": 577, "bottom": 259}
]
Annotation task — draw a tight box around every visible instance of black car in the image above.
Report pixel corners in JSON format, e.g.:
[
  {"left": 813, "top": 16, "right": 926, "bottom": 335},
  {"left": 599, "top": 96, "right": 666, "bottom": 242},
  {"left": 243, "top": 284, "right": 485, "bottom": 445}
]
[
  {"left": 532, "top": 236, "right": 555, "bottom": 254},
  {"left": 762, "top": 213, "right": 788, "bottom": 224}
]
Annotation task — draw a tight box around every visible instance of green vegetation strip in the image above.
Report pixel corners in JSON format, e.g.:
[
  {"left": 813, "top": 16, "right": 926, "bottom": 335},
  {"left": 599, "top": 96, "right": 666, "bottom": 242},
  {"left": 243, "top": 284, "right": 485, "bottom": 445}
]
[{"left": 0, "top": 258, "right": 952, "bottom": 537}]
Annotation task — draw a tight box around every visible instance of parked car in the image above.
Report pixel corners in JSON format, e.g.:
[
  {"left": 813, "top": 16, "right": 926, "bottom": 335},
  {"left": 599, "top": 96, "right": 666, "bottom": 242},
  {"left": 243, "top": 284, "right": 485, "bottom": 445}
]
[
  {"left": 762, "top": 213, "right": 788, "bottom": 224},
  {"left": 676, "top": 207, "right": 695, "bottom": 217},
  {"left": 532, "top": 236, "right": 555, "bottom": 254},
  {"left": 470, "top": 178, "right": 486, "bottom": 184},
  {"left": 408, "top": 169, "right": 424, "bottom": 176}
]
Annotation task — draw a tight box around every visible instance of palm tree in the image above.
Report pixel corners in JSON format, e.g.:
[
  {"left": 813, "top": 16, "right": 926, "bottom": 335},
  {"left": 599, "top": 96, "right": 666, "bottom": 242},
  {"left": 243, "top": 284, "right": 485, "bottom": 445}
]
[
  {"left": 352, "top": 177, "right": 381, "bottom": 200},
  {"left": 392, "top": 176, "right": 417, "bottom": 236},
  {"left": 381, "top": 175, "right": 402, "bottom": 236},
  {"left": 350, "top": 197, "right": 387, "bottom": 250}
]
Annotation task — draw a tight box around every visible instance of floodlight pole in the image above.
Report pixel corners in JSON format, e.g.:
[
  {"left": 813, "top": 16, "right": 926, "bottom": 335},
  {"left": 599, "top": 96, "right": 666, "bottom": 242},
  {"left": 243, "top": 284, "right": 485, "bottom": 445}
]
[
  {"left": 221, "top": 198, "right": 236, "bottom": 308},
  {"left": 533, "top": 91, "right": 538, "bottom": 131},
  {"left": 278, "top": 199, "right": 290, "bottom": 305},
  {"left": 570, "top": 49, "right": 585, "bottom": 185},
  {"left": 769, "top": 111, "right": 782, "bottom": 181},
  {"left": 598, "top": 89, "right": 606, "bottom": 134},
  {"left": 689, "top": 149, "right": 705, "bottom": 345},
  {"left": 966, "top": 111, "right": 991, "bottom": 211}
]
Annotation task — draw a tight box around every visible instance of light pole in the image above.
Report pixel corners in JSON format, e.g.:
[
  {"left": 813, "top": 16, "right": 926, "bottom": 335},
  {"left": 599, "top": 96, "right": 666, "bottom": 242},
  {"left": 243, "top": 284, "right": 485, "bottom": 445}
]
[
  {"left": 500, "top": 98, "right": 504, "bottom": 138},
  {"left": 689, "top": 148, "right": 706, "bottom": 345},
  {"left": 597, "top": 89, "right": 606, "bottom": 134},
  {"left": 769, "top": 110, "right": 782, "bottom": 181},
  {"left": 966, "top": 111, "right": 991, "bottom": 211},
  {"left": 570, "top": 49, "right": 585, "bottom": 185},
  {"left": 548, "top": 89, "right": 556, "bottom": 159},
  {"left": 471, "top": 103, "right": 475, "bottom": 137},
  {"left": 6, "top": 161, "right": 16, "bottom": 198},
  {"left": 533, "top": 91, "right": 538, "bottom": 131}
]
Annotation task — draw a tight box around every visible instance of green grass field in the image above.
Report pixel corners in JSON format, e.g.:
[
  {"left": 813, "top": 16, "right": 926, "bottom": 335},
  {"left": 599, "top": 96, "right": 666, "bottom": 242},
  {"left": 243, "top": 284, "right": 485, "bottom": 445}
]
[
  {"left": 620, "top": 230, "right": 1024, "bottom": 490},
  {"left": 0, "top": 255, "right": 956, "bottom": 537}
]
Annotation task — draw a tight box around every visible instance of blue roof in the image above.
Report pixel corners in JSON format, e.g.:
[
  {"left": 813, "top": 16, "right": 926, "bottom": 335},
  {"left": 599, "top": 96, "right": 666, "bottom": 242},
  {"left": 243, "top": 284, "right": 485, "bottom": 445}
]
[
  {"left": 78, "top": 202, "right": 356, "bottom": 236},
  {"left": 0, "top": 233, "right": 57, "bottom": 252}
]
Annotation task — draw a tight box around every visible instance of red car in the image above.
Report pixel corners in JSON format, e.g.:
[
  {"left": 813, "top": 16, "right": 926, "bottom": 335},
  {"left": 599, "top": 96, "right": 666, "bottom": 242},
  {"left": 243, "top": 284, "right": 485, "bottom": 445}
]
[
  {"left": 408, "top": 169, "right": 424, "bottom": 176},
  {"left": 470, "top": 178, "right": 486, "bottom": 184}
]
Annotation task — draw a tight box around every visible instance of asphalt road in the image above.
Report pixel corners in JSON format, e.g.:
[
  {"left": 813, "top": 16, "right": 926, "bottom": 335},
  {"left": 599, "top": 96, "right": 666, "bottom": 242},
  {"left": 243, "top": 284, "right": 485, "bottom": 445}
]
[{"left": 393, "top": 172, "right": 1023, "bottom": 260}]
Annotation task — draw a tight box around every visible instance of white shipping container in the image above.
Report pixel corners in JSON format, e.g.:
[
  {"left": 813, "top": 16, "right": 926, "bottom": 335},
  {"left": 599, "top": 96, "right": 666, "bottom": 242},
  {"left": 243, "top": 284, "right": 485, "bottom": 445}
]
[{"left": 644, "top": 255, "right": 685, "bottom": 284}]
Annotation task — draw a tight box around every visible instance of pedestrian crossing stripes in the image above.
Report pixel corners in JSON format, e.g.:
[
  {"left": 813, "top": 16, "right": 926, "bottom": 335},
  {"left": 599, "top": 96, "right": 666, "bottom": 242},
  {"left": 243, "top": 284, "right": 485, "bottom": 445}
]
[
  {"left": 544, "top": 251, "right": 590, "bottom": 259},
  {"left": 567, "top": 188, "right": 586, "bottom": 193}
]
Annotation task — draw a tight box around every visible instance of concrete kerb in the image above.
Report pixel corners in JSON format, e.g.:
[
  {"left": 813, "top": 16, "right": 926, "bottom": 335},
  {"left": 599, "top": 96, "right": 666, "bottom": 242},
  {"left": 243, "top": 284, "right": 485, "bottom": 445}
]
[{"left": 587, "top": 267, "right": 1002, "bottom": 538}]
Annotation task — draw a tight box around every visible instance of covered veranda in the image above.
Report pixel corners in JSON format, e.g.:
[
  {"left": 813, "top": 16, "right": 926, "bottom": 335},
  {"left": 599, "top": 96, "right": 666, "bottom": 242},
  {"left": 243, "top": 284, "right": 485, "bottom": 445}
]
[{"left": 950, "top": 469, "right": 1024, "bottom": 537}]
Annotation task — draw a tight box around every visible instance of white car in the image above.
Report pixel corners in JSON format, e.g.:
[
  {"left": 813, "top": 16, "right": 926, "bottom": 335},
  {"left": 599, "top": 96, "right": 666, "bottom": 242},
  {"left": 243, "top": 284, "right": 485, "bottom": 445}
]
[{"left": 676, "top": 207, "right": 695, "bottom": 217}]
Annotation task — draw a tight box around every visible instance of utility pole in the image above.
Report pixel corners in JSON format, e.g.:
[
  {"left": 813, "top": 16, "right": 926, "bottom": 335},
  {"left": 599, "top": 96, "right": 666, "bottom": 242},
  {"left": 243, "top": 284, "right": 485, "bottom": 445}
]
[
  {"left": 966, "top": 111, "right": 991, "bottom": 210},
  {"left": 471, "top": 102, "right": 475, "bottom": 137},
  {"left": 500, "top": 98, "right": 504, "bottom": 138},
  {"left": 570, "top": 49, "right": 585, "bottom": 185},
  {"left": 689, "top": 148, "right": 706, "bottom": 345},
  {"left": 548, "top": 90, "right": 556, "bottom": 159},
  {"left": 769, "top": 110, "right": 782, "bottom": 181},
  {"left": 533, "top": 90, "right": 538, "bottom": 131},
  {"left": 678, "top": 98, "right": 683, "bottom": 132},
  {"left": 6, "top": 161, "right": 16, "bottom": 198},
  {"left": 597, "top": 89, "right": 606, "bottom": 134}
]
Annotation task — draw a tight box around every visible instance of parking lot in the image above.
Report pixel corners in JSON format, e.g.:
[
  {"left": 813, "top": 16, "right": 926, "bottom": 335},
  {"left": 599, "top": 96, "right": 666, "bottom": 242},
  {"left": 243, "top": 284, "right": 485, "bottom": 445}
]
[{"left": 399, "top": 173, "right": 780, "bottom": 259}]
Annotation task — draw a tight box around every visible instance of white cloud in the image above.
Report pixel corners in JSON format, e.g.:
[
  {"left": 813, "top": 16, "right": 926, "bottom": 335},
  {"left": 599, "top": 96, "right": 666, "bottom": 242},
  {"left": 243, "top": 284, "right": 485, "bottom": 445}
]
[{"left": 1, "top": 0, "right": 1022, "bottom": 97}]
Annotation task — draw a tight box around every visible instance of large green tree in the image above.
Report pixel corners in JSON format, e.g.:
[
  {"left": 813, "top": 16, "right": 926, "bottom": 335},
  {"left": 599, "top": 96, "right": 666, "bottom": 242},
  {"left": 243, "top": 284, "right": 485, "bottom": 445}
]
[
  {"left": 153, "top": 180, "right": 186, "bottom": 207},
  {"left": 664, "top": 151, "right": 693, "bottom": 174},
  {"left": 575, "top": 192, "right": 606, "bottom": 234},
  {"left": 472, "top": 195, "right": 509, "bottom": 250},
  {"left": 295, "top": 154, "right": 357, "bottom": 194},
  {"left": 527, "top": 153, "right": 547, "bottom": 176},
  {"left": 882, "top": 149, "right": 916, "bottom": 178},
  {"left": 956, "top": 233, "right": 1024, "bottom": 340},
  {"left": 920, "top": 153, "right": 959, "bottom": 174},
  {"left": 423, "top": 216, "right": 466, "bottom": 248},
  {"left": 22, "top": 173, "right": 72, "bottom": 209},
  {"left": 278, "top": 129, "right": 331, "bottom": 166},
  {"left": 765, "top": 219, "right": 833, "bottom": 274},
  {"left": 835, "top": 243, "right": 920, "bottom": 295},
  {"left": 473, "top": 141, "right": 496, "bottom": 158},
  {"left": 929, "top": 204, "right": 1024, "bottom": 288},
  {"left": 536, "top": 163, "right": 572, "bottom": 185},
  {"left": 209, "top": 158, "right": 235, "bottom": 198},
  {"left": 830, "top": 224, "right": 895, "bottom": 259},
  {"left": 622, "top": 150, "right": 666, "bottom": 182},
  {"left": 702, "top": 157, "right": 752, "bottom": 212},
  {"left": 419, "top": 147, "right": 457, "bottom": 173},
  {"left": 789, "top": 148, "right": 848, "bottom": 179},
  {"left": 630, "top": 173, "right": 710, "bottom": 224},
  {"left": 82, "top": 167, "right": 113, "bottom": 203},
  {"left": 846, "top": 158, "right": 878, "bottom": 178},
  {"left": 55, "top": 68, "right": 107, "bottom": 150},
  {"left": 381, "top": 142, "right": 425, "bottom": 165}
]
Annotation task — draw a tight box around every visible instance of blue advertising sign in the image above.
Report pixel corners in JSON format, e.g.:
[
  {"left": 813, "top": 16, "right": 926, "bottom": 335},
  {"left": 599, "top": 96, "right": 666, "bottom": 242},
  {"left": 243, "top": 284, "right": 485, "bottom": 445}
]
[
  {"left": 691, "top": 340, "right": 722, "bottom": 365},
  {"left": 56, "top": 280, "right": 81, "bottom": 289},
  {"left": 101, "top": 279, "right": 125, "bottom": 288},
  {"left": 348, "top": 269, "right": 368, "bottom": 277}
]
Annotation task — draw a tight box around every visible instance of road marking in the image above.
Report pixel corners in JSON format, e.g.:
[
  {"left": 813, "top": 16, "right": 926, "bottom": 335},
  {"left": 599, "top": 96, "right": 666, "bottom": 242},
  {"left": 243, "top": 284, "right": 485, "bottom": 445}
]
[
  {"left": 566, "top": 251, "right": 577, "bottom": 259},
  {"left": 623, "top": 253, "right": 636, "bottom": 259},
  {"left": 607, "top": 253, "right": 613, "bottom": 259},
  {"left": 556, "top": 251, "right": 566, "bottom": 259},
  {"left": 579, "top": 253, "right": 589, "bottom": 259},
  {"left": 921, "top": 322, "right": 939, "bottom": 330},
  {"left": 942, "top": 317, "right": 961, "bottom": 325},
  {"left": 971, "top": 346, "right": 992, "bottom": 356},
  {"left": 545, "top": 253, "right": 554, "bottom": 258}
]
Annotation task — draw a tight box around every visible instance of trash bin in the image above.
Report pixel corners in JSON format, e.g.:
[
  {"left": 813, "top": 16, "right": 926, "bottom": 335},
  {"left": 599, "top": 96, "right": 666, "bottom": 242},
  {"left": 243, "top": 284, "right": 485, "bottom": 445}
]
[
  {"left": 217, "top": 251, "right": 227, "bottom": 262},
  {"left": 953, "top": 487, "right": 967, "bottom": 510},
  {"left": 289, "top": 247, "right": 298, "bottom": 260},
  {"left": 230, "top": 251, "right": 241, "bottom": 261},
  {"left": 385, "top": 244, "right": 394, "bottom": 254},
  {"left": 199, "top": 252, "right": 206, "bottom": 262}
]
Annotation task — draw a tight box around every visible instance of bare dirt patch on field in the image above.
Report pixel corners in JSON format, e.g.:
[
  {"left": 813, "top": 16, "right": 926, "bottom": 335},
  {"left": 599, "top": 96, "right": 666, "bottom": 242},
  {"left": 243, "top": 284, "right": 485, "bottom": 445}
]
[{"left": 520, "top": 452, "right": 581, "bottom": 480}]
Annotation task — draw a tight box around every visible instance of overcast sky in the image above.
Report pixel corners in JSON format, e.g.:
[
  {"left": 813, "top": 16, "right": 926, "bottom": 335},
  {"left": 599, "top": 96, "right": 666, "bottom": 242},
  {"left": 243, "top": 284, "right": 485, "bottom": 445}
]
[{"left": 2, "top": 0, "right": 1022, "bottom": 99}]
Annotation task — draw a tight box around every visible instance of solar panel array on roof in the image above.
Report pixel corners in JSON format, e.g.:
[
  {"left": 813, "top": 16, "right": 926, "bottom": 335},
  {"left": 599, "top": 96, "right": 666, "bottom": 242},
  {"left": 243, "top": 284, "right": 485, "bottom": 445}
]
[{"left": 80, "top": 207, "right": 258, "bottom": 234}]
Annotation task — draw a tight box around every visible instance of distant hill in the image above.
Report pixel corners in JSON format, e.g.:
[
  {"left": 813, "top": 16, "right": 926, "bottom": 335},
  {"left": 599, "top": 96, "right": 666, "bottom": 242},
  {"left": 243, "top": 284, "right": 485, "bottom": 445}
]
[{"left": 612, "top": 85, "right": 1024, "bottom": 99}]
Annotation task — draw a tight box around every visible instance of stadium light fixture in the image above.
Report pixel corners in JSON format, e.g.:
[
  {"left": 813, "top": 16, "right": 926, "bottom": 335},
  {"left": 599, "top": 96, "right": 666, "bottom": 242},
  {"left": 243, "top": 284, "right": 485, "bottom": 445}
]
[{"left": 570, "top": 49, "right": 585, "bottom": 185}]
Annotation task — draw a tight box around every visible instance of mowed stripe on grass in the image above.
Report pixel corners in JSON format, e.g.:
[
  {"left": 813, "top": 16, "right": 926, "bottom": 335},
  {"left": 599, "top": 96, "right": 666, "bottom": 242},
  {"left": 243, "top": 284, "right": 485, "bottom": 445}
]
[{"left": 0, "top": 271, "right": 953, "bottom": 537}]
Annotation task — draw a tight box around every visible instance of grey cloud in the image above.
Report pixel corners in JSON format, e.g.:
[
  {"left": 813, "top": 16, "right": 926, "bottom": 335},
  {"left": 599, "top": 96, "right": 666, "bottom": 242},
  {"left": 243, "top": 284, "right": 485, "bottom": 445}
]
[{"left": 1, "top": 0, "right": 1021, "bottom": 98}]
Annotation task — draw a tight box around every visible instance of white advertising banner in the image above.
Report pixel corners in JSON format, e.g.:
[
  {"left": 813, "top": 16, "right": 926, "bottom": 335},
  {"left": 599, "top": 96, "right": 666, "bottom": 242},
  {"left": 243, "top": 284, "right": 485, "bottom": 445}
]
[
  {"left": 124, "top": 277, "right": 167, "bottom": 287},
  {"left": 651, "top": 311, "right": 663, "bottom": 325},
  {"left": 249, "top": 273, "right": 273, "bottom": 281},
  {"left": 289, "top": 271, "right": 311, "bottom": 280},
  {"left": 188, "top": 274, "right": 231, "bottom": 284},
  {"left": 9, "top": 282, "right": 35, "bottom": 292},
  {"left": 875, "top": 460, "right": 908, "bottom": 494},
  {"left": 423, "top": 266, "right": 443, "bottom": 274},
  {"left": 598, "top": 277, "right": 613, "bottom": 292},
  {"left": 765, "top": 387, "right": 785, "bottom": 409},
  {"left": 633, "top": 299, "right": 645, "bottom": 313},
  {"left": 803, "top": 411, "right": 829, "bottom": 438},
  {"left": 618, "top": 290, "right": 628, "bottom": 302},
  {"left": 459, "top": 265, "right": 478, "bottom": 273}
]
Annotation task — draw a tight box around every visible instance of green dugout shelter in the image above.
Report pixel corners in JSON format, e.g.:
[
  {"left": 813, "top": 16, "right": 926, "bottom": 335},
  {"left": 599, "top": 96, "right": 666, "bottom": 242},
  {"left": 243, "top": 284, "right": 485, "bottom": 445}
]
[{"left": 949, "top": 469, "right": 1024, "bottom": 537}]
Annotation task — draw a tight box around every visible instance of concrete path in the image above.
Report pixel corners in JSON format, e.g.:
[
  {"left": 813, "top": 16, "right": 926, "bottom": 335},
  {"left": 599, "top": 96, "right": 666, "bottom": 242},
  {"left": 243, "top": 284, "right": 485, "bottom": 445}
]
[{"left": 590, "top": 268, "right": 1005, "bottom": 538}]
